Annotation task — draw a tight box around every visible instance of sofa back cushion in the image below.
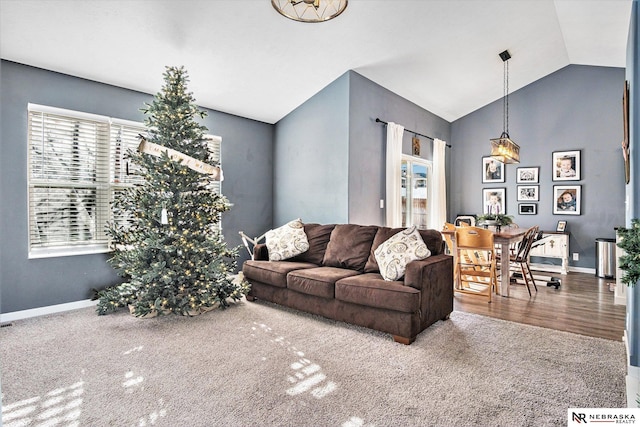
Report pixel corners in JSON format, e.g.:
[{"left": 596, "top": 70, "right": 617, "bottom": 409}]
[
  {"left": 365, "top": 227, "right": 444, "bottom": 273},
  {"left": 417, "top": 229, "right": 445, "bottom": 256},
  {"left": 291, "top": 223, "right": 336, "bottom": 265},
  {"left": 322, "top": 224, "right": 378, "bottom": 272}
]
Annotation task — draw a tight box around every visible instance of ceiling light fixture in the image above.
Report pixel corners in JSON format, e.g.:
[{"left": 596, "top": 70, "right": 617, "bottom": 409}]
[
  {"left": 490, "top": 50, "right": 520, "bottom": 164},
  {"left": 271, "top": 0, "right": 348, "bottom": 23}
]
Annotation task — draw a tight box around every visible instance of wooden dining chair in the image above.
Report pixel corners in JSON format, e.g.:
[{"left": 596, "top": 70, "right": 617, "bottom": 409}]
[
  {"left": 454, "top": 226, "right": 497, "bottom": 303},
  {"left": 509, "top": 225, "right": 540, "bottom": 296},
  {"left": 442, "top": 222, "right": 467, "bottom": 254}
]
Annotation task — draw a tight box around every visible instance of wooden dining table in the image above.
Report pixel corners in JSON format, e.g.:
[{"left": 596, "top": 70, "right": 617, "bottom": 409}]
[{"left": 442, "top": 227, "right": 528, "bottom": 297}]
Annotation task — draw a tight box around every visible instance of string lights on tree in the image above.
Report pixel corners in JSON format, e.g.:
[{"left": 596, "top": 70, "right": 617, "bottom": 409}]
[{"left": 95, "top": 66, "right": 249, "bottom": 317}]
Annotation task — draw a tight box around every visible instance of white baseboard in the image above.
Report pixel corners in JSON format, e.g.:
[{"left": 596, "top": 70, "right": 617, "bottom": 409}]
[
  {"left": 529, "top": 262, "right": 596, "bottom": 276},
  {"left": 570, "top": 266, "right": 597, "bottom": 275},
  {"left": 0, "top": 299, "right": 97, "bottom": 323}
]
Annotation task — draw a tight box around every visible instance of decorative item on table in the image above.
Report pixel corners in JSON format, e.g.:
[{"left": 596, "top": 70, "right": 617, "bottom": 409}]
[
  {"left": 476, "top": 213, "right": 514, "bottom": 232},
  {"left": 556, "top": 220, "right": 567, "bottom": 232}
]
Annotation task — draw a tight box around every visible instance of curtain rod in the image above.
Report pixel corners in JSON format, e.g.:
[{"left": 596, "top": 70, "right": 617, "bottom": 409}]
[{"left": 375, "top": 118, "right": 452, "bottom": 148}]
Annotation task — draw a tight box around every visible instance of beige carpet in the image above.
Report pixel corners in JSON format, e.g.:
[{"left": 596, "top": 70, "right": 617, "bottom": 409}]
[{"left": 1, "top": 299, "right": 626, "bottom": 426}]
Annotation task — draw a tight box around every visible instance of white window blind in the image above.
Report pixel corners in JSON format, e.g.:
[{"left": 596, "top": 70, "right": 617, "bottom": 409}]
[
  {"left": 109, "top": 119, "right": 147, "bottom": 229},
  {"left": 27, "top": 104, "right": 146, "bottom": 258},
  {"left": 206, "top": 135, "right": 222, "bottom": 195},
  {"left": 27, "top": 104, "right": 222, "bottom": 258}
]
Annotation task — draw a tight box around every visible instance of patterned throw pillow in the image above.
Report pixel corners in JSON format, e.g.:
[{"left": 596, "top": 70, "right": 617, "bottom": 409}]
[
  {"left": 266, "top": 219, "right": 310, "bottom": 261},
  {"left": 374, "top": 226, "right": 431, "bottom": 281}
]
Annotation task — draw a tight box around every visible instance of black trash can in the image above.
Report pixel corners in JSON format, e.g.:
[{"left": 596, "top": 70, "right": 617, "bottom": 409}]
[{"left": 595, "top": 238, "right": 616, "bottom": 279}]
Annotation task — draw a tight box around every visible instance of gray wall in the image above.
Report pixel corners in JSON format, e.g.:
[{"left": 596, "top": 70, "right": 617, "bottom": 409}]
[
  {"left": 0, "top": 60, "right": 273, "bottom": 313},
  {"left": 451, "top": 64, "right": 626, "bottom": 269},
  {"left": 273, "top": 72, "right": 350, "bottom": 226},
  {"left": 273, "top": 70, "right": 451, "bottom": 228},
  {"left": 347, "top": 71, "right": 451, "bottom": 226}
]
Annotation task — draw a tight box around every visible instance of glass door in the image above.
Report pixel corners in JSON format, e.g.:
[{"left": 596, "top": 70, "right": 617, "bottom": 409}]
[{"left": 401, "top": 157, "right": 431, "bottom": 229}]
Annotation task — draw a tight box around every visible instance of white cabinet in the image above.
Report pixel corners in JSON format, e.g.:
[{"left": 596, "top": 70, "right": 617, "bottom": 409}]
[{"left": 529, "top": 231, "right": 569, "bottom": 274}]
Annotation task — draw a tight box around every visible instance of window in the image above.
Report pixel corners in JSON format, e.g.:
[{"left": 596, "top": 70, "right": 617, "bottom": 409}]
[
  {"left": 27, "top": 104, "right": 146, "bottom": 258},
  {"left": 401, "top": 156, "right": 432, "bottom": 229},
  {"left": 28, "top": 104, "right": 223, "bottom": 258}
]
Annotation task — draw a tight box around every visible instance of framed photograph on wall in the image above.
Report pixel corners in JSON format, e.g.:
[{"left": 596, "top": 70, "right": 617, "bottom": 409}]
[
  {"left": 482, "top": 156, "right": 505, "bottom": 183},
  {"left": 517, "top": 185, "right": 539, "bottom": 201},
  {"left": 552, "top": 150, "right": 581, "bottom": 181},
  {"left": 516, "top": 167, "right": 539, "bottom": 183},
  {"left": 553, "top": 185, "right": 581, "bottom": 215},
  {"left": 483, "top": 188, "right": 506, "bottom": 215},
  {"left": 518, "top": 203, "right": 537, "bottom": 215},
  {"left": 556, "top": 220, "right": 567, "bottom": 232}
]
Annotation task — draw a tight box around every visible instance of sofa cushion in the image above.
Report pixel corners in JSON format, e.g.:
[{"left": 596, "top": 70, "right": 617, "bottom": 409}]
[
  {"left": 335, "top": 273, "right": 420, "bottom": 313},
  {"left": 364, "top": 227, "right": 404, "bottom": 273},
  {"left": 243, "top": 260, "right": 317, "bottom": 288},
  {"left": 265, "top": 218, "right": 309, "bottom": 261},
  {"left": 417, "top": 229, "right": 445, "bottom": 256},
  {"left": 291, "top": 223, "right": 336, "bottom": 265},
  {"left": 374, "top": 226, "right": 431, "bottom": 281},
  {"left": 287, "top": 267, "right": 360, "bottom": 299},
  {"left": 322, "top": 224, "right": 378, "bottom": 272}
]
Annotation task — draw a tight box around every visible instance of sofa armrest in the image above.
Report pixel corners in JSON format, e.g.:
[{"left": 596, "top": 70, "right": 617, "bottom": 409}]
[
  {"left": 253, "top": 243, "right": 269, "bottom": 261},
  {"left": 404, "top": 254, "right": 453, "bottom": 291}
]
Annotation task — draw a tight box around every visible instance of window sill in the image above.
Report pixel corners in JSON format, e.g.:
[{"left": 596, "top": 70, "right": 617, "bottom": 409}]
[{"left": 29, "top": 244, "right": 112, "bottom": 259}]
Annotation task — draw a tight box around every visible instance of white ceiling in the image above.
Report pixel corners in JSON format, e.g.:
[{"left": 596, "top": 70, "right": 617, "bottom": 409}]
[{"left": 0, "top": 0, "right": 632, "bottom": 124}]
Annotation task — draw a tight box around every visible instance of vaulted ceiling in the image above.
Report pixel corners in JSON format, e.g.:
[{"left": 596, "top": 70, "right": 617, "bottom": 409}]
[{"left": 0, "top": 0, "right": 632, "bottom": 124}]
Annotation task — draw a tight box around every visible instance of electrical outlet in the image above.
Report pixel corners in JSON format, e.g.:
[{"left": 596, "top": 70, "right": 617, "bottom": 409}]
[
  {"left": 573, "top": 253, "right": 579, "bottom": 261},
  {"left": 380, "top": 199, "right": 384, "bottom": 209}
]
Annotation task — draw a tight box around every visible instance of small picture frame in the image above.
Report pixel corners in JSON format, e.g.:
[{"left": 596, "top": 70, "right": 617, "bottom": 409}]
[
  {"left": 517, "top": 185, "right": 539, "bottom": 201},
  {"left": 483, "top": 188, "right": 506, "bottom": 215},
  {"left": 518, "top": 203, "right": 537, "bottom": 215},
  {"left": 482, "top": 156, "right": 505, "bottom": 183},
  {"left": 552, "top": 150, "right": 581, "bottom": 181},
  {"left": 553, "top": 185, "right": 581, "bottom": 215},
  {"left": 516, "top": 167, "right": 539, "bottom": 183},
  {"left": 412, "top": 136, "right": 421, "bottom": 156},
  {"left": 556, "top": 220, "right": 567, "bottom": 232}
]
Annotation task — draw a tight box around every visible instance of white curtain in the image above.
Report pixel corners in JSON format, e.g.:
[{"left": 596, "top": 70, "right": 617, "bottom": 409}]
[
  {"left": 385, "top": 122, "right": 404, "bottom": 227},
  {"left": 428, "top": 138, "right": 447, "bottom": 230}
]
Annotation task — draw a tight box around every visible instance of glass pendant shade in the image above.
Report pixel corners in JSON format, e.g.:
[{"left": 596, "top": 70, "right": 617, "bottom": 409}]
[
  {"left": 271, "top": 0, "right": 348, "bottom": 22},
  {"left": 490, "top": 50, "right": 520, "bottom": 164},
  {"left": 490, "top": 132, "right": 520, "bottom": 164}
]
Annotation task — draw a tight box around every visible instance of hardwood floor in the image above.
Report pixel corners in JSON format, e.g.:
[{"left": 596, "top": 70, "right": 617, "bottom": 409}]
[{"left": 454, "top": 270, "right": 626, "bottom": 341}]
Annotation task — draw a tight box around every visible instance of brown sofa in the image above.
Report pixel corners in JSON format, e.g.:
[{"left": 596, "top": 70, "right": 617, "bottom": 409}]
[{"left": 242, "top": 223, "right": 453, "bottom": 344}]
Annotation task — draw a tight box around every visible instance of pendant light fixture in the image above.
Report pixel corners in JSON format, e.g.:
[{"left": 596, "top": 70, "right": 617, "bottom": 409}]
[
  {"left": 271, "top": 0, "right": 348, "bottom": 23},
  {"left": 490, "top": 50, "right": 520, "bottom": 164}
]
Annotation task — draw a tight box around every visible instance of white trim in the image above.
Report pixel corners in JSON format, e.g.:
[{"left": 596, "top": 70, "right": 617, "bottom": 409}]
[
  {"left": 28, "top": 103, "right": 109, "bottom": 122},
  {"left": 29, "top": 244, "right": 111, "bottom": 259},
  {"left": 0, "top": 299, "right": 97, "bottom": 323},
  {"left": 530, "top": 262, "right": 595, "bottom": 275},
  {"left": 110, "top": 117, "right": 147, "bottom": 128}
]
